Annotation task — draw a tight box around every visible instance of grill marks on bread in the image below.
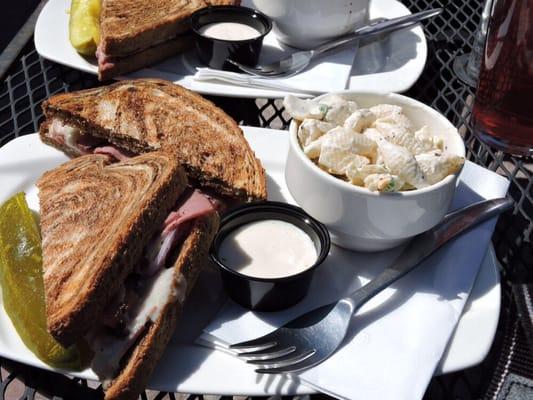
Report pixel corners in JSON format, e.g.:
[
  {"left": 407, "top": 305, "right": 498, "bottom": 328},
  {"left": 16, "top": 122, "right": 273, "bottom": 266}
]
[
  {"left": 99, "top": 0, "right": 240, "bottom": 57},
  {"left": 96, "top": 0, "right": 240, "bottom": 79},
  {"left": 38, "top": 152, "right": 187, "bottom": 345},
  {"left": 100, "top": 0, "right": 203, "bottom": 56},
  {"left": 41, "top": 79, "right": 266, "bottom": 200}
]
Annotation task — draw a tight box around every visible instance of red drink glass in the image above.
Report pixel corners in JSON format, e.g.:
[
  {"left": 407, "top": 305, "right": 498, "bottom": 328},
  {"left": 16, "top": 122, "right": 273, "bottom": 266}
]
[{"left": 471, "top": 0, "right": 533, "bottom": 156}]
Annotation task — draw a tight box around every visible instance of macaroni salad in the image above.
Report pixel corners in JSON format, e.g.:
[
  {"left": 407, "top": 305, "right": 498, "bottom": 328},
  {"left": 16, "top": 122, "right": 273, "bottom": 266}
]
[{"left": 284, "top": 94, "right": 464, "bottom": 192}]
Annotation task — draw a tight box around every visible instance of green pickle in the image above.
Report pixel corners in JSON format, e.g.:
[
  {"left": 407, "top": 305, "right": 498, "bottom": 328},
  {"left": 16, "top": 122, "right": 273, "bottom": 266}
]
[
  {"left": 69, "top": 0, "right": 101, "bottom": 56},
  {"left": 0, "top": 193, "right": 82, "bottom": 369}
]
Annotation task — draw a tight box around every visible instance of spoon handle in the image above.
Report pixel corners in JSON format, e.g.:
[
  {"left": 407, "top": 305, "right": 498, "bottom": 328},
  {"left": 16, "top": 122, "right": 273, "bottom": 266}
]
[
  {"left": 312, "top": 8, "right": 443, "bottom": 57},
  {"left": 343, "top": 197, "right": 513, "bottom": 311}
]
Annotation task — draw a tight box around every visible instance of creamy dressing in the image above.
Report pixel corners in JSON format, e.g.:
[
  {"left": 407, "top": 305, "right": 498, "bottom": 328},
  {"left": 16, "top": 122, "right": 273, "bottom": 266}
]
[
  {"left": 90, "top": 268, "right": 185, "bottom": 379},
  {"left": 63, "top": 125, "right": 80, "bottom": 149},
  {"left": 198, "top": 22, "right": 261, "bottom": 41},
  {"left": 50, "top": 118, "right": 80, "bottom": 150},
  {"left": 218, "top": 220, "right": 317, "bottom": 279}
]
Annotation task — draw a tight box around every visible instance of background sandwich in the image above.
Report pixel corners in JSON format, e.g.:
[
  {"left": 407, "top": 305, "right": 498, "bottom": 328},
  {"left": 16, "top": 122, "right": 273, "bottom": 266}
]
[
  {"left": 97, "top": 0, "right": 240, "bottom": 80},
  {"left": 38, "top": 151, "right": 219, "bottom": 399}
]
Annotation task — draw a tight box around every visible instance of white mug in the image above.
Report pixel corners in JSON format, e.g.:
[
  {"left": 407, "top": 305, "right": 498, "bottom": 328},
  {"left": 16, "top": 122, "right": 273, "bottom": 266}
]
[{"left": 251, "top": 0, "right": 369, "bottom": 49}]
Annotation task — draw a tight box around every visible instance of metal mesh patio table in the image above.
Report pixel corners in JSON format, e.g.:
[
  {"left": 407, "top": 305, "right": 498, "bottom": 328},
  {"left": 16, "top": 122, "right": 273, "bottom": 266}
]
[{"left": 1, "top": 0, "right": 532, "bottom": 399}]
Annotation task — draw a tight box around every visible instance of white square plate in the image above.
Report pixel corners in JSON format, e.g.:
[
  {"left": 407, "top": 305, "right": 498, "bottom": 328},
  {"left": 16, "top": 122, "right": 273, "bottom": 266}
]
[{"left": 0, "top": 128, "right": 499, "bottom": 395}]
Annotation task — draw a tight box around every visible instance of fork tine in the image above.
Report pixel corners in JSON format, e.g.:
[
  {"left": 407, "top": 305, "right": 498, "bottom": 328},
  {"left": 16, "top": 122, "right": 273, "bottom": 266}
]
[
  {"left": 246, "top": 349, "right": 315, "bottom": 366},
  {"left": 229, "top": 330, "right": 280, "bottom": 349},
  {"left": 229, "top": 338, "right": 277, "bottom": 351},
  {"left": 238, "top": 345, "right": 296, "bottom": 361},
  {"left": 255, "top": 352, "right": 320, "bottom": 374},
  {"left": 229, "top": 341, "right": 278, "bottom": 354}
]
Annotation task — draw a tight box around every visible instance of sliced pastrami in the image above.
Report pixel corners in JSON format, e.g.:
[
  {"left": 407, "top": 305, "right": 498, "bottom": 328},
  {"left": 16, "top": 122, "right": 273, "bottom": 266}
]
[
  {"left": 95, "top": 44, "right": 115, "bottom": 72},
  {"left": 142, "top": 188, "right": 216, "bottom": 276},
  {"left": 163, "top": 188, "right": 216, "bottom": 234},
  {"left": 94, "top": 146, "right": 133, "bottom": 161}
]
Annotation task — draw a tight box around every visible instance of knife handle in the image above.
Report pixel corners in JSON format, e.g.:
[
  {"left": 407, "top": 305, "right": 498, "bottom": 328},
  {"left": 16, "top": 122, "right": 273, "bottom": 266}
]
[{"left": 344, "top": 197, "right": 513, "bottom": 311}]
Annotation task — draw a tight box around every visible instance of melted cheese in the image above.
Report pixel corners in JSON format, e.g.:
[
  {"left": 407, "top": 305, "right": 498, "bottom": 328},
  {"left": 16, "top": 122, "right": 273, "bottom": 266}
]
[
  {"left": 90, "top": 268, "right": 186, "bottom": 380},
  {"left": 49, "top": 118, "right": 81, "bottom": 150}
]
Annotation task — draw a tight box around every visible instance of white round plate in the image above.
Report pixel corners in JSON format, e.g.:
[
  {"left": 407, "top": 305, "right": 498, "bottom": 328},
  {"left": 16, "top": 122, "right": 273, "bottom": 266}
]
[
  {"left": 0, "top": 128, "right": 500, "bottom": 395},
  {"left": 34, "top": 0, "right": 427, "bottom": 98}
]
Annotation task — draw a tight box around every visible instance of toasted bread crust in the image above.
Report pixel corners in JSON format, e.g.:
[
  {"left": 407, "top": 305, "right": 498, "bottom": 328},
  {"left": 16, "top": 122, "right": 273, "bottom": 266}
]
[
  {"left": 103, "top": 212, "right": 219, "bottom": 400},
  {"left": 38, "top": 153, "right": 188, "bottom": 345},
  {"left": 98, "top": 34, "right": 193, "bottom": 81},
  {"left": 100, "top": 0, "right": 240, "bottom": 57},
  {"left": 41, "top": 79, "right": 267, "bottom": 201}
]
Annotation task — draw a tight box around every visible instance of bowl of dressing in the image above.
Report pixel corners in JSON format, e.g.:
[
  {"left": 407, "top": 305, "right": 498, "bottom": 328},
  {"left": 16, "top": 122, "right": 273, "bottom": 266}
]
[
  {"left": 210, "top": 201, "right": 330, "bottom": 311},
  {"left": 190, "top": 6, "right": 272, "bottom": 71}
]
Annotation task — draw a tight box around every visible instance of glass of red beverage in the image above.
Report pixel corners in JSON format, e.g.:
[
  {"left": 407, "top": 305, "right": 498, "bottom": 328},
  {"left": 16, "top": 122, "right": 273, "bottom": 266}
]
[{"left": 471, "top": 0, "right": 533, "bottom": 156}]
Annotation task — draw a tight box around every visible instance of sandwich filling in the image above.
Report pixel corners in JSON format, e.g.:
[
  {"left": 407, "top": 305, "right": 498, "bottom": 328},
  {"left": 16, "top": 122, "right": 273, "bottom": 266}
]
[
  {"left": 95, "top": 45, "right": 115, "bottom": 73},
  {"left": 88, "top": 268, "right": 185, "bottom": 380},
  {"left": 48, "top": 118, "right": 134, "bottom": 161},
  {"left": 84, "top": 181, "right": 220, "bottom": 382}
]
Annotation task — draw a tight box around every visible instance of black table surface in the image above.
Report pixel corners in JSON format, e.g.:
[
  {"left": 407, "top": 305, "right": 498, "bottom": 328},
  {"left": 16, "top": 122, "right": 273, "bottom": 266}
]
[{"left": 0, "top": 0, "right": 532, "bottom": 399}]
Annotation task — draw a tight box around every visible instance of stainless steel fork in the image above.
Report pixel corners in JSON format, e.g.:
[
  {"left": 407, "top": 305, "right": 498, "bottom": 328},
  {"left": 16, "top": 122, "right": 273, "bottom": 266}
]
[
  {"left": 229, "top": 8, "right": 442, "bottom": 78},
  {"left": 230, "top": 198, "right": 513, "bottom": 374}
]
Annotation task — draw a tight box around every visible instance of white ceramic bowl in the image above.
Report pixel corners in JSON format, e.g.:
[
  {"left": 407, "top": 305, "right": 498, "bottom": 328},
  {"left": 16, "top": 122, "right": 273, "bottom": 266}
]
[
  {"left": 285, "top": 92, "right": 466, "bottom": 252},
  {"left": 251, "top": 0, "right": 369, "bottom": 49}
]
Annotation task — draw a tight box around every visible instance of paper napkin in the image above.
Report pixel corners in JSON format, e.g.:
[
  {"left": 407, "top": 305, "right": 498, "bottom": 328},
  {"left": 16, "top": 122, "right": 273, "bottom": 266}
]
[{"left": 198, "top": 161, "right": 510, "bottom": 400}]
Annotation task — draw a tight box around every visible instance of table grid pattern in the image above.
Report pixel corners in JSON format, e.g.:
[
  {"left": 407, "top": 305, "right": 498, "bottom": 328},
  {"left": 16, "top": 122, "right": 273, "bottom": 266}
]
[{"left": 1, "top": 0, "right": 532, "bottom": 399}]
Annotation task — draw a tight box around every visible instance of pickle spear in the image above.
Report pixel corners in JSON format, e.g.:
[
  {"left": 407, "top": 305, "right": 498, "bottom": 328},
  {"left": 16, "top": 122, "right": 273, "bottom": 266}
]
[
  {"left": 0, "top": 193, "right": 81, "bottom": 369},
  {"left": 69, "top": 0, "right": 101, "bottom": 56}
]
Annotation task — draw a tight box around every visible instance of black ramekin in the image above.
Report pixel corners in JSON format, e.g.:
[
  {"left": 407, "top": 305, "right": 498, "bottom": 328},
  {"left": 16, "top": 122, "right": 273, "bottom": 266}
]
[
  {"left": 210, "top": 201, "right": 331, "bottom": 312},
  {"left": 190, "top": 6, "right": 272, "bottom": 71}
]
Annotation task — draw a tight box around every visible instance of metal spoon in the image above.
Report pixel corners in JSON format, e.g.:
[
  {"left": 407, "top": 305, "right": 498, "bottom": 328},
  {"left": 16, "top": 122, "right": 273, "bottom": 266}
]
[{"left": 229, "top": 8, "right": 442, "bottom": 78}]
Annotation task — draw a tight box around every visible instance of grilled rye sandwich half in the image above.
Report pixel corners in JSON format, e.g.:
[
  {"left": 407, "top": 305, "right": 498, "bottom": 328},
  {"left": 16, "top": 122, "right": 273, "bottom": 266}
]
[
  {"left": 39, "top": 79, "right": 266, "bottom": 202},
  {"left": 38, "top": 152, "right": 219, "bottom": 400},
  {"left": 97, "top": 0, "right": 240, "bottom": 80}
]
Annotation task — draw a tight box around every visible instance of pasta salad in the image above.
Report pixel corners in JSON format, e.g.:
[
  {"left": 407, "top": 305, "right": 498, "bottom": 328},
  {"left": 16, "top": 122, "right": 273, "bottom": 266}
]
[{"left": 284, "top": 94, "right": 464, "bottom": 192}]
